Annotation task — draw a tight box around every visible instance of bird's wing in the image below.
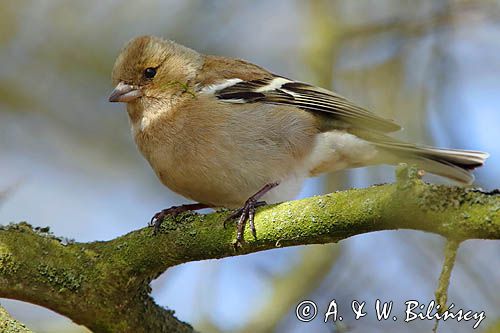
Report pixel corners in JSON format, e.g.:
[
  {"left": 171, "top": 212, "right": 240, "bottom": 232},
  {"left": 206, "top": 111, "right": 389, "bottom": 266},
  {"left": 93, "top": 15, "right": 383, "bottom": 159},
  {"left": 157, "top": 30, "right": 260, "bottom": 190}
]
[{"left": 199, "top": 73, "right": 401, "bottom": 133}]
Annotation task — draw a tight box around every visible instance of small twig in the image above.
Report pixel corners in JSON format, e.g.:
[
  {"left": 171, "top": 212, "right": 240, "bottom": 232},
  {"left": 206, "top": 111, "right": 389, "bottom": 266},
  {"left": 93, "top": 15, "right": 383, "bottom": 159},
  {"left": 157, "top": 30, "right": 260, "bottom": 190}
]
[{"left": 432, "top": 239, "right": 461, "bottom": 333}]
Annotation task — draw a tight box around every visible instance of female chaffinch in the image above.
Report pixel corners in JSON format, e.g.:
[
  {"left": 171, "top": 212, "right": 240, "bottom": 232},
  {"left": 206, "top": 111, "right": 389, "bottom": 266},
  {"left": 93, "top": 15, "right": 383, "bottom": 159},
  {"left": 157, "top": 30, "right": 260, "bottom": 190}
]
[{"left": 109, "top": 35, "right": 488, "bottom": 246}]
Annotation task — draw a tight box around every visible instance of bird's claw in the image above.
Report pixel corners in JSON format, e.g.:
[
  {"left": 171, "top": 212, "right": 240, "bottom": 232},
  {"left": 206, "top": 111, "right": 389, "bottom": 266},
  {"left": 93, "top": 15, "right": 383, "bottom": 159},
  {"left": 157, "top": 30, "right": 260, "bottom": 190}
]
[
  {"left": 149, "top": 209, "right": 170, "bottom": 235},
  {"left": 225, "top": 200, "right": 266, "bottom": 248},
  {"left": 223, "top": 208, "right": 244, "bottom": 228},
  {"left": 149, "top": 206, "right": 189, "bottom": 235},
  {"left": 149, "top": 203, "right": 210, "bottom": 235}
]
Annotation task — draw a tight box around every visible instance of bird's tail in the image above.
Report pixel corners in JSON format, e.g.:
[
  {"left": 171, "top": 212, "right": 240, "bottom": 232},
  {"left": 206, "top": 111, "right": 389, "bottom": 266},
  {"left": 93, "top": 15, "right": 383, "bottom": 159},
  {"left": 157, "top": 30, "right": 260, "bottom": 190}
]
[
  {"left": 378, "top": 144, "right": 488, "bottom": 184},
  {"left": 355, "top": 131, "right": 489, "bottom": 184}
]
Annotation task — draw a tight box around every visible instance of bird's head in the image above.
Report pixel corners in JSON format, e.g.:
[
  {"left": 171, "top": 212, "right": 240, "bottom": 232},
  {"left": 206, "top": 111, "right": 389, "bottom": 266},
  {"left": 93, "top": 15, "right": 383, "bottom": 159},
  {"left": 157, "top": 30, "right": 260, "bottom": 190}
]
[{"left": 109, "top": 35, "right": 202, "bottom": 106}]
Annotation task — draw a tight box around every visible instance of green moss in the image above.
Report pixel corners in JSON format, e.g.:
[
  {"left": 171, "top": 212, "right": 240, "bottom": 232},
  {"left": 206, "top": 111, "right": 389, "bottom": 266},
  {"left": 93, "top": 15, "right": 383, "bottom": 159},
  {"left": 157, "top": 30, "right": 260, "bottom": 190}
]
[
  {"left": 2, "top": 222, "right": 74, "bottom": 245},
  {"left": 0, "top": 252, "right": 19, "bottom": 275},
  {"left": 395, "top": 163, "right": 422, "bottom": 190},
  {"left": 36, "top": 264, "right": 83, "bottom": 292}
]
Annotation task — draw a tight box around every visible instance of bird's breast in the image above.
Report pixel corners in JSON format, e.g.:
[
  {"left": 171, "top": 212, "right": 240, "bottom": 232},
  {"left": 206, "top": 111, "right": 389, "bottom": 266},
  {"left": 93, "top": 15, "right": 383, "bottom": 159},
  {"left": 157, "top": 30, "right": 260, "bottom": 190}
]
[{"left": 132, "top": 96, "right": 318, "bottom": 207}]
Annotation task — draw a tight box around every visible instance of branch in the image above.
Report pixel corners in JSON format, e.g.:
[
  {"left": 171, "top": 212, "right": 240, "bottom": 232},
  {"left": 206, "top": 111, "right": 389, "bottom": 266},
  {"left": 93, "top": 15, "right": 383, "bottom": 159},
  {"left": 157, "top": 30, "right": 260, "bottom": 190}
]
[
  {"left": 0, "top": 304, "right": 33, "bottom": 333},
  {"left": 0, "top": 165, "right": 498, "bottom": 332}
]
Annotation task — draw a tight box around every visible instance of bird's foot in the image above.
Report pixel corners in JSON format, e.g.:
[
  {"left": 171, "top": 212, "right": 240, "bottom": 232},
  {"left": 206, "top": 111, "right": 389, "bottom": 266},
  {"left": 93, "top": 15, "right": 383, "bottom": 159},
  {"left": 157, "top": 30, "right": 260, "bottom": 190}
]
[
  {"left": 224, "top": 182, "right": 279, "bottom": 248},
  {"left": 225, "top": 199, "right": 267, "bottom": 248},
  {"left": 149, "top": 203, "right": 209, "bottom": 235}
]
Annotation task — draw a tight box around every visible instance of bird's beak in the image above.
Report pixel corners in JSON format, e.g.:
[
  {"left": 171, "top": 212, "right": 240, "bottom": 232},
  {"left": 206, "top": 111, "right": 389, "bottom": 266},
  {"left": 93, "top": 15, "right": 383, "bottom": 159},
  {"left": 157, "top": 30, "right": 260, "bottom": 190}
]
[{"left": 108, "top": 82, "right": 142, "bottom": 103}]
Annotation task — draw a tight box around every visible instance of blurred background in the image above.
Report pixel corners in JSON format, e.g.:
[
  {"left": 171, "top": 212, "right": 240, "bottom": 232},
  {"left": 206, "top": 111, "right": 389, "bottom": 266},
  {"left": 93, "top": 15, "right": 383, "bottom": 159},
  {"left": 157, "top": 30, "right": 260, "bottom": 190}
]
[{"left": 1, "top": 0, "right": 499, "bottom": 332}]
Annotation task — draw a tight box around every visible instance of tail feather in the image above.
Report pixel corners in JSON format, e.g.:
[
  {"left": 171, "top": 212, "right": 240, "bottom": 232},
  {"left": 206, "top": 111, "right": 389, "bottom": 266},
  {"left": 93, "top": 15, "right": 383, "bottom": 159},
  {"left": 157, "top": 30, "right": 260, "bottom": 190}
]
[
  {"left": 375, "top": 142, "right": 488, "bottom": 184},
  {"left": 351, "top": 130, "right": 489, "bottom": 184}
]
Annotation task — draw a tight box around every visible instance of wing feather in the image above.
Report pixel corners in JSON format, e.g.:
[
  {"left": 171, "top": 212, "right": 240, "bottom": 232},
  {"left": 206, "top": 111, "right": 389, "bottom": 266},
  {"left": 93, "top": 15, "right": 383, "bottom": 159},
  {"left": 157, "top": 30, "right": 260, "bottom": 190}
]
[{"left": 211, "top": 77, "right": 401, "bottom": 133}]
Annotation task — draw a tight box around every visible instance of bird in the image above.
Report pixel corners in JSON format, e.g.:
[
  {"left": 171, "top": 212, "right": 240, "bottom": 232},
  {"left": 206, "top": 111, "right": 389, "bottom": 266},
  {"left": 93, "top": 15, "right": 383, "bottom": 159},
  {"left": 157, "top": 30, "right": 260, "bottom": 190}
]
[{"left": 108, "top": 35, "right": 488, "bottom": 246}]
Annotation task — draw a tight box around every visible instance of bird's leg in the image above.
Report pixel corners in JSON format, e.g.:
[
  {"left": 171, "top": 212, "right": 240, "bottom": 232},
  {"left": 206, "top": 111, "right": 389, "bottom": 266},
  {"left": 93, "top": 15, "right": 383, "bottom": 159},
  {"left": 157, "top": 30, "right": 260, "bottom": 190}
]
[
  {"left": 225, "top": 182, "right": 279, "bottom": 247},
  {"left": 149, "top": 203, "right": 210, "bottom": 234}
]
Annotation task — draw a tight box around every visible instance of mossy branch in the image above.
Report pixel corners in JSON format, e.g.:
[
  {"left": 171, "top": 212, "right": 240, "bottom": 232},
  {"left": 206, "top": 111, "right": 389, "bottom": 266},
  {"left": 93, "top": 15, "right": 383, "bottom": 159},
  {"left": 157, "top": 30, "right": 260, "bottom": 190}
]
[{"left": 0, "top": 165, "right": 498, "bottom": 332}]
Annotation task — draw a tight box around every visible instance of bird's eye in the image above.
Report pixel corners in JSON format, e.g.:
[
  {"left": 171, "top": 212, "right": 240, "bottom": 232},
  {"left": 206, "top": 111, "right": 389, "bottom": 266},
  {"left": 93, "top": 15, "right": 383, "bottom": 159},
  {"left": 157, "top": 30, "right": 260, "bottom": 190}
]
[{"left": 144, "top": 67, "right": 157, "bottom": 79}]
